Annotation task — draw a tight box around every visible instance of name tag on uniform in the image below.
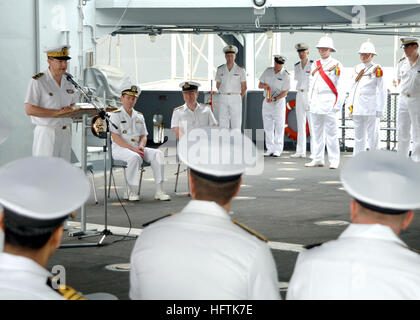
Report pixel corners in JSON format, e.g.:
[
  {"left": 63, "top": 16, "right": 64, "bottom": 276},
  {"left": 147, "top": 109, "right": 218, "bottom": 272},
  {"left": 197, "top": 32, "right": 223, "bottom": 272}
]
[
  {"left": 136, "top": 120, "right": 143, "bottom": 124},
  {"left": 234, "top": 74, "right": 240, "bottom": 76},
  {"left": 66, "top": 89, "right": 74, "bottom": 94},
  {"left": 121, "top": 120, "right": 127, "bottom": 123},
  {"left": 277, "top": 78, "right": 282, "bottom": 80}
]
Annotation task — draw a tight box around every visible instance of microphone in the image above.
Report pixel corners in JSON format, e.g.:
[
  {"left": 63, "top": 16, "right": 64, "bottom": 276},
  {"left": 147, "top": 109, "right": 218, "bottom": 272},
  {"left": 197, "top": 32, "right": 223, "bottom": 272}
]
[{"left": 66, "top": 73, "right": 79, "bottom": 88}]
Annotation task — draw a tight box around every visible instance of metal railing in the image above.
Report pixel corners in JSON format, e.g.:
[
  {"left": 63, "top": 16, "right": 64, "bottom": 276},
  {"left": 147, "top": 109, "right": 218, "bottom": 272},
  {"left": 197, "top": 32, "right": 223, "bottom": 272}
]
[{"left": 339, "top": 92, "right": 398, "bottom": 152}]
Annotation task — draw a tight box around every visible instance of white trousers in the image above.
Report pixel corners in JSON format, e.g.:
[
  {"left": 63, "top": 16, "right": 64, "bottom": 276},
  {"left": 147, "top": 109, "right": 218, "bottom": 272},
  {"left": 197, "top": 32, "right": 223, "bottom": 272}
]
[
  {"left": 397, "top": 100, "right": 420, "bottom": 162},
  {"left": 295, "top": 91, "right": 310, "bottom": 155},
  {"left": 310, "top": 112, "right": 340, "bottom": 165},
  {"left": 353, "top": 115, "right": 379, "bottom": 156},
  {"left": 219, "top": 95, "right": 242, "bottom": 129},
  {"left": 32, "top": 125, "right": 71, "bottom": 162},
  {"left": 112, "top": 146, "right": 165, "bottom": 189},
  {"left": 262, "top": 99, "right": 285, "bottom": 153}
]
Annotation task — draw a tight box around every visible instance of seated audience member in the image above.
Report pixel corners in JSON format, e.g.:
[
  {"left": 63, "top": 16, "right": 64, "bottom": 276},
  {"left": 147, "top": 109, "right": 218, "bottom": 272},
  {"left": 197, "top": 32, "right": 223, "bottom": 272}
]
[{"left": 287, "top": 150, "right": 420, "bottom": 300}]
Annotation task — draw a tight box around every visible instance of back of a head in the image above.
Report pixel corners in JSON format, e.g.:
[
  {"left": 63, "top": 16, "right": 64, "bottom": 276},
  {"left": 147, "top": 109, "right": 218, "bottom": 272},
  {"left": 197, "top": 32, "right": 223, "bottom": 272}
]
[
  {"left": 340, "top": 150, "right": 420, "bottom": 217},
  {"left": 0, "top": 157, "right": 90, "bottom": 250},
  {"left": 3, "top": 207, "right": 67, "bottom": 249},
  {"left": 177, "top": 127, "right": 258, "bottom": 205}
]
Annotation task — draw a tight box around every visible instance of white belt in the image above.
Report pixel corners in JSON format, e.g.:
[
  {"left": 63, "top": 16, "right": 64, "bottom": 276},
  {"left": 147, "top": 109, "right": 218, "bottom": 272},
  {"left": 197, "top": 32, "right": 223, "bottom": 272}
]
[
  {"left": 220, "top": 93, "right": 241, "bottom": 96},
  {"left": 36, "top": 124, "right": 69, "bottom": 130}
]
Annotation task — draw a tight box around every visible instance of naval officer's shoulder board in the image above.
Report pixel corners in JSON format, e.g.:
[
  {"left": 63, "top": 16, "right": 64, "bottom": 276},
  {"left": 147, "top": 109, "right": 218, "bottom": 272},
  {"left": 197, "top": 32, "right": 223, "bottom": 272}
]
[
  {"left": 112, "top": 108, "right": 122, "bottom": 113},
  {"left": 32, "top": 73, "right": 44, "bottom": 80},
  {"left": 47, "top": 277, "right": 87, "bottom": 300},
  {"left": 294, "top": 61, "right": 300, "bottom": 66},
  {"left": 173, "top": 105, "right": 184, "bottom": 111},
  {"left": 231, "top": 219, "right": 268, "bottom": 243},
  {"left": 142, "top": 212, "right": 178, "bottom": 227}
]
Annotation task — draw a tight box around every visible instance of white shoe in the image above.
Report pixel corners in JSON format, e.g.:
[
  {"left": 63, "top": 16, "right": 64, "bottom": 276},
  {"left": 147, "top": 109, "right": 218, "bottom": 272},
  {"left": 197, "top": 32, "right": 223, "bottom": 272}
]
[
  {"left": 329, "top": 162, "right": 339, "bottom": 169},
  {"left": 272, "top": 151, "right": 281, "bottom": 157},
  {"left": 290, "top": 153, "right": 306, "bottom": 158},
  {"left": 305, "top": 160, "right": 324, "bottom": 167},
  {"left": 264, "top": 151, "right": 273, "bottom": 157},
  {"left": 154, "top": 191, "right": 171, "bottom": 201},
  {"left": 128, "top": 191, "right": 140, "bottom": 201},
  {"left": 309, "top": 154, "right": 314, "bottom": 159}
]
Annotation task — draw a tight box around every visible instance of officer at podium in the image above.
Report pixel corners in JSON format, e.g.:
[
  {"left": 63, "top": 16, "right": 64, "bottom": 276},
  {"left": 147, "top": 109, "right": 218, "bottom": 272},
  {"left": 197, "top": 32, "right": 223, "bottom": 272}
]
[{"left": 25, "top": 45, "right": 78, "bottom": 162}]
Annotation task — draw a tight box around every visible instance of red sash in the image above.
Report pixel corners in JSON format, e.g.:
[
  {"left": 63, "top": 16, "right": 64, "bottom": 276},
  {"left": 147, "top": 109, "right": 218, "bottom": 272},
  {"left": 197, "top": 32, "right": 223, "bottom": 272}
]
[{"left": 316, "top": 60, "right": 338, "bottom": 106}]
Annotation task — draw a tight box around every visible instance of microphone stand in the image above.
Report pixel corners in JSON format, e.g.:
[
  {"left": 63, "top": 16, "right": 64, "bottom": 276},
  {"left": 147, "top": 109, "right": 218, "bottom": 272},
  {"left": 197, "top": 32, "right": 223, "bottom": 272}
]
[{"left": 60, "top": 74, "right": 137, "bottom": 249}]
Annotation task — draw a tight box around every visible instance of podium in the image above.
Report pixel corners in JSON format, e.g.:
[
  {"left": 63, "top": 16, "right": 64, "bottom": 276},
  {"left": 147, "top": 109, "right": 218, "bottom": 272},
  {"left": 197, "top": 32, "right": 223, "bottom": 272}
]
[{"left": 54, "top": 103, "right": 117, "bottom": 235}]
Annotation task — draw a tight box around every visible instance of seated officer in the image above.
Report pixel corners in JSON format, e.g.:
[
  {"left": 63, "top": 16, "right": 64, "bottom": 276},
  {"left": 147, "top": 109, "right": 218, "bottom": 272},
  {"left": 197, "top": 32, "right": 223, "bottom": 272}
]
[
  {"left": 0, "top": 156, "right": 90, "bottom": 299},
  {"left": 109, "top": 86, "right": 170, "bottom": 201},
  {"left": 287, "top": 150, "right": 420, "bottom": 300},
  {"left": 171, "top": 81, "right": 217, "bottom": 139},
  {"left": 129, "top": 127, "right": 280, "bottom": 300}
]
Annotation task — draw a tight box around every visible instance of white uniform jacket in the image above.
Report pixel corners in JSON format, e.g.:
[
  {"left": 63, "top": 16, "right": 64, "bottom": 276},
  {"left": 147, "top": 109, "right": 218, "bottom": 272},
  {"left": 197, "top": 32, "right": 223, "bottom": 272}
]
[
  {"left": 171, "top": 103, "right": 217, "bottom": 133},
  {"left": 347, "top": 62, "right": 386, "bottom": 116},
  {"left": 25, "top": 68, "right": 78, "bottom": 127},
  {"left": 294, "top": 60, "right": 313, "bottom": 91},
  {"left": 0, "top": 253, "right": 64, "bottom": 300},
  {"left": 287, "top": 224, "right": 420, "bottom": 300},
  {"left": 259, "top": 67, "right": 291, "bottom": 100},
  {"left": 308, "top": 57, "right": 345, "bottom": 114},
  {"left": 130, "top": 200, "right": 280, "bottom": 300},
  {"left": 109, "top": 108, "right": 148, "bottom": 147},
  {"left": 215, "top": 63, "right": 246, "bottom": 94},
  {"left": 397, "top": 56, "right": 420, "bottom": 103}
]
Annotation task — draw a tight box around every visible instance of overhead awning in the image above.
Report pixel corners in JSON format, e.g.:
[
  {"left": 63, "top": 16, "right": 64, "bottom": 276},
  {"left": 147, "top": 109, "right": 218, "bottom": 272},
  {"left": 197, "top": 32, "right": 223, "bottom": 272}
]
[{"left": 95, "top": 0, "right": 420, "bottom": 37}]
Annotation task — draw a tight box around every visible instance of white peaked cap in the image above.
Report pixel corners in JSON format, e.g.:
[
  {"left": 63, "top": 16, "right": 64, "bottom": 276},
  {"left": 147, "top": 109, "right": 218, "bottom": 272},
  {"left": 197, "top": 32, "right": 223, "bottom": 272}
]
[
  {"left": 316, "top": 36, "right": 337, "bottom": 52},
  {"left": 223, "top": 45, "right": 239, "bottom": 54},
  {"left": 0, "top": 157, "right": 90, "bottom": 220},
  {"left": 340, "top": 150, "right": 420, "bottom": 212},
  {"left": 177, "top": 127, "right": 257, "bottom": 179},
  {"left": 358, "top": 41, "right": 377, "bottom": 55}
]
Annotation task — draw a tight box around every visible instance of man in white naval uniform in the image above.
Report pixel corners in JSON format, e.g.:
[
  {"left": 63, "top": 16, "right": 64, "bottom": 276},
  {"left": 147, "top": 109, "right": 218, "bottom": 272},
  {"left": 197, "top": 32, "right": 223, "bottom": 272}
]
[
  {"left": 287, "top": 150, "right": 420, "bottom": 300},
  {"left": 347, "top": 41, "right": 386, "bottom": 156},
  {"left": 109, "top": 86, "right": 170, "bottom": 201},
  {"left": 292, "top": 43, "right": 314, "bottom": 159},
  {"left": 258, "top": 55, "right": 290, "bottom": 157},
  {"left": 129, "top": 127, "right": 280, "bottom": 300},
  {"left": 171, "top": 81, "right": 217, "bottom": 139},
  {"left": 25, "top": 46, "right": 78, "bottom": 162},
  {"left": 0, "top": 157, "right": 90, "bottom": 300},
  {"left": 215, "top": 45, "right": 247, "bottom": 130},
  {"left": 396, "top": 37, "right": 420, "bottom": 162},
  {"left": 306, "top": 36, "right": 345, "bottom": 169}
]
